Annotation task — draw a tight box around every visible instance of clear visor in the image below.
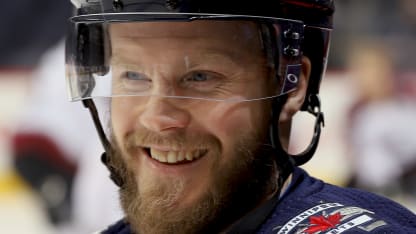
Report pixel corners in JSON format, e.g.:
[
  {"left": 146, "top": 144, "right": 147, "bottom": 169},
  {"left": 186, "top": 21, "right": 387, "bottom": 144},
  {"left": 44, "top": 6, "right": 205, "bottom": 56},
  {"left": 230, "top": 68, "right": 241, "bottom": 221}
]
[{"left": 66, "top": 14, "right": 304, "bottom": 102}]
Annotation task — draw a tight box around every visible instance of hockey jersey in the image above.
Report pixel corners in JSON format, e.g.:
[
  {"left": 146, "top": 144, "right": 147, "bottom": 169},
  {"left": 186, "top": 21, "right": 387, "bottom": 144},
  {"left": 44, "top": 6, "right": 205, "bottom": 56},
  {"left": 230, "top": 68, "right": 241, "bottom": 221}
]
[{"left": 101, "top": 167, "right": 416, "bottom": 233}]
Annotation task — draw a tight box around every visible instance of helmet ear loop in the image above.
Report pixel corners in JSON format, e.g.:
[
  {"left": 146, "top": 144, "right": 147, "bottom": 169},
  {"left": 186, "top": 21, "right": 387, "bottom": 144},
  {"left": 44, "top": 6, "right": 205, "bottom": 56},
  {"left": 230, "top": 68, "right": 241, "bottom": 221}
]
[
  {"left": 270, "top": 94, "right": 325, "bottom": 175},
  {"left": 292, "top": 93, "right": 325, "bottom": 166},
  {"left": 82, "top": 99, "right": 125, "bottom": 188},
  {"left": 270, "top": 93, "right": 325, "bottom": 188}
]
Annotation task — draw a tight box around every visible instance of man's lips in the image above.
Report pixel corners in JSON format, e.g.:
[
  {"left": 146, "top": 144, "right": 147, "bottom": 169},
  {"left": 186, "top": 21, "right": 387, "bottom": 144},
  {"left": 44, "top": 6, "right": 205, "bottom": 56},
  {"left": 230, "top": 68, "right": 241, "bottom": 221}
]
[{"left": 142, "top": 147, "right": 208, "bottom": 165}]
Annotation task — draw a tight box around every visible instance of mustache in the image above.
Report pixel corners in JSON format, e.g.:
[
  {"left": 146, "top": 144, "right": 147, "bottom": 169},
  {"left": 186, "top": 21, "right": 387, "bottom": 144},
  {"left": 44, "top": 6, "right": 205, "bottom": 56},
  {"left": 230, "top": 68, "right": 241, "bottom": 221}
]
[{"left": 123, "top": 129, "right": 222, "bottom": 152}]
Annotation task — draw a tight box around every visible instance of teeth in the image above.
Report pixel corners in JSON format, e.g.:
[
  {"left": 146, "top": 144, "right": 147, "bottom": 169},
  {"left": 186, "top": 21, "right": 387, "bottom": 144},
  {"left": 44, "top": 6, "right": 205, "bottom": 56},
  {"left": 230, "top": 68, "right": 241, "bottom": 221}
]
[
  {"left": 150, "top": 148, "right": 205, "bottom": 164},
  {"left": 167, "top": 151, "right": 176, "bottom": 163},
  {"left": 177, "top": 152, "right": 185, "bottom": 161},
  {"left": 185, "top": 151, "right": 193, "bottom": 161}
]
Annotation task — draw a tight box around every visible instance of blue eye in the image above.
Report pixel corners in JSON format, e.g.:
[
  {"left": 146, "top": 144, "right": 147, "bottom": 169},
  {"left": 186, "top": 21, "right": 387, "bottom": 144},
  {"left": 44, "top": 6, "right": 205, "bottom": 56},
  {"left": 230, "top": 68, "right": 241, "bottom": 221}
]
[
  {"left": 183, "top": 72, "right": 212, "bottom": 83},
  {"left": 124, "top": 71, "right": 146, "bottom": 80},
  {"left": 191, "top": 72, "right": 208, "bottom": 82},
  {"left": 118, "top": 71, "right": 151, "bottom": 92},
  {"left": 180, "top": 70, "right": 225, "bottom": 93}
]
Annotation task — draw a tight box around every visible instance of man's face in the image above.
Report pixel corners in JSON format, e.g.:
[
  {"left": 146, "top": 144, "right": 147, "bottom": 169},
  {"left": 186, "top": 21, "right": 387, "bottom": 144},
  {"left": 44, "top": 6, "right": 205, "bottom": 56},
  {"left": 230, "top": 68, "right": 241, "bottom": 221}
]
[{"left": 109, "top": 20, "right": 277, "bottom": 233}]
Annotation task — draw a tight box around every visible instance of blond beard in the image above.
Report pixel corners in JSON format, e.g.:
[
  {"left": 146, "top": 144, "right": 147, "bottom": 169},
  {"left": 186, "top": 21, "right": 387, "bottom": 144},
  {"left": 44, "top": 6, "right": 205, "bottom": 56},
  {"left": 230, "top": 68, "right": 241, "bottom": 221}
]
[{"left": 108, "top": 128, "right": 276, "bottom": 234}]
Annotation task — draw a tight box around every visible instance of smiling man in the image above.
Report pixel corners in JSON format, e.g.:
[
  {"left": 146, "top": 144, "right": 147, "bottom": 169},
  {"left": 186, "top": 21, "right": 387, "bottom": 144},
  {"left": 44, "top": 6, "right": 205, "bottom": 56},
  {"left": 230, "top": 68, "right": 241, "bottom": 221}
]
[
  {"left": 66, "top": 0, "right": 416, "bottom": 233},
  {"left": 109, "top": 20, "right": 282, "bottom": 233}
]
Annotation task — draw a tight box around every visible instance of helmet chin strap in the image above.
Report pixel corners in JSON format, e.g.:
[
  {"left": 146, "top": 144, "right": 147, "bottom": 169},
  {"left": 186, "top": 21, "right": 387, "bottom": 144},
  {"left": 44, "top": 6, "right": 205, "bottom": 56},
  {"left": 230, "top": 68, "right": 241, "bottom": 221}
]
[
  {"left": 82, "top": 99, "right": 125, "bottom": 188},
  {"left": 82, "top": 93, "right": 324, "bottom": 189},
  {"left": 270, "top": 94, "right": 325, "bottom": 189}
]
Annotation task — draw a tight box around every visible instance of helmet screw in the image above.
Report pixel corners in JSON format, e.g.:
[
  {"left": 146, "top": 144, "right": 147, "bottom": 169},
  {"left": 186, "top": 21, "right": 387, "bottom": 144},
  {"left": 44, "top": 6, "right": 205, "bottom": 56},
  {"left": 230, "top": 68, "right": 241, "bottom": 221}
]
[
  {"left": 284, "top": 47, "right": 300, "bottom": 57},
  {"left": 284, "top": 30, "right": 300, "bottom": 40},
  {"left": 113, "top": 0, "right": 124, "bottom": 11}
]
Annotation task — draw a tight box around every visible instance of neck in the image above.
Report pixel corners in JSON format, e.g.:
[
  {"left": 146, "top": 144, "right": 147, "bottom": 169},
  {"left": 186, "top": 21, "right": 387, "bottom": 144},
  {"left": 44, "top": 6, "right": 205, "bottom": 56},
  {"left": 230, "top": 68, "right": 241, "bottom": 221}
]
[{"left": 221, "top": 171, "right": 293, "bottom": 233}]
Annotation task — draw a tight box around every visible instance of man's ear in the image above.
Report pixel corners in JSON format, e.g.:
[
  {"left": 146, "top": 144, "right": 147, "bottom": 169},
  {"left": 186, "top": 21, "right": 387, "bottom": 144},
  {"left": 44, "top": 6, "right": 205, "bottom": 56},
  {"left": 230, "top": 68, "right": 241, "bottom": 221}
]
[{"left": 279, "top": 56, "right": 311, "bottom": 123}]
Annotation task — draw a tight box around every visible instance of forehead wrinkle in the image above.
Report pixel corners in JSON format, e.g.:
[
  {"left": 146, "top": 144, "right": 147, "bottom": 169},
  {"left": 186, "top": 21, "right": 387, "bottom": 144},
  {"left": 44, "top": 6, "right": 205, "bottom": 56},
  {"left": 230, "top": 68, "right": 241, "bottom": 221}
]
[
  {"left": 110, "top": 20, "right": 262, "bottom": 49},
  {"left": 111, "top": 37, "right": 256, "bottom": 67},
  {"left": 110, "top": 22, "right": 266, "bottom": 69}
]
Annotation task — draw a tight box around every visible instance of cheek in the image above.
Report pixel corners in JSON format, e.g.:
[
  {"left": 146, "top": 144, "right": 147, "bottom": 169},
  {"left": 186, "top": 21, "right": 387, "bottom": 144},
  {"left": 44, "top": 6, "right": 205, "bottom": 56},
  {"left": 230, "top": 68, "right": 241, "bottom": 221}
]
[
  {"left": 111, "top": 100, "right": 125, "bottom": 140},
  {"left": 201, "top": 102, "right": 267, "bottom": 142},
  {"left": 111, "top": 98, "right": 137, "bottom": 144}
]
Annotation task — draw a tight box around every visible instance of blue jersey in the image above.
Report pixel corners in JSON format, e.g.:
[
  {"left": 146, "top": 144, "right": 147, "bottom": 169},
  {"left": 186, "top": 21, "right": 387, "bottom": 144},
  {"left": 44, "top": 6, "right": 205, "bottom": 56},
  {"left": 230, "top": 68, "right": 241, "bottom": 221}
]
[{"left": 102, "top": 168, "right": 416, "bottom": 233}]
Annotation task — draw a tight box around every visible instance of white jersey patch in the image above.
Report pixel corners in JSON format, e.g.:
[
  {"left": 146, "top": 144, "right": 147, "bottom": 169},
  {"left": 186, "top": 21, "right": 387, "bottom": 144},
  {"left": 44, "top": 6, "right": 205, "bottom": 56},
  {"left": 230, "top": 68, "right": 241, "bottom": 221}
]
[{"left": 273, "top": 202, "right": 387, "bottom": 234}]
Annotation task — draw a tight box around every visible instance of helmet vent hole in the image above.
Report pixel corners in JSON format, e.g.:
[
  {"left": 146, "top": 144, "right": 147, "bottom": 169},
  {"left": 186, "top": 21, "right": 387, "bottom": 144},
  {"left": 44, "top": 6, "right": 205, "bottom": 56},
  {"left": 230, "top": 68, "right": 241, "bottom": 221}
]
[
  {"left": 113, "top": 0, "right": 124, "bottom": 11},
  {"left": 166, "top": 0, "right": 179, "bottom": 10}
]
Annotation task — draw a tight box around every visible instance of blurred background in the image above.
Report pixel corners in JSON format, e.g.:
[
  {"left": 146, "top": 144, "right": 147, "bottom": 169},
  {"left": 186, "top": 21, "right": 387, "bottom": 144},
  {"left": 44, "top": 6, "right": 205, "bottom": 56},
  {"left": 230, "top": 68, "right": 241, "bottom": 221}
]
[{"left": 0, "top": 0, "right": 415, "bottom": 233}]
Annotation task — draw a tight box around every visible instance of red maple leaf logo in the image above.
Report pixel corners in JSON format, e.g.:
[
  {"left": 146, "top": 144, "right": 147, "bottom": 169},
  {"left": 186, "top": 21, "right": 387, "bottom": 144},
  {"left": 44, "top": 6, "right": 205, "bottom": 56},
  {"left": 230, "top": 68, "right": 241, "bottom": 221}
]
[{"left": 304, "top": 212, "right": 342, "bottom": 234}]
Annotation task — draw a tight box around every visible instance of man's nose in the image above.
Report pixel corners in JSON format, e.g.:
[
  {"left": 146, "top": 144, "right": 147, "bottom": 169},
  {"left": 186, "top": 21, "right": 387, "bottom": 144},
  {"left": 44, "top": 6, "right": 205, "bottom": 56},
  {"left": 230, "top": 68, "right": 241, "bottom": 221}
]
[{"left": 139, "top": 97, "right": 191, "bottom": 132}]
